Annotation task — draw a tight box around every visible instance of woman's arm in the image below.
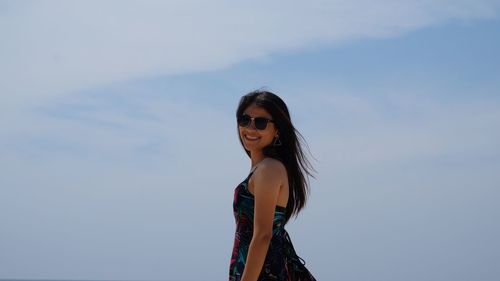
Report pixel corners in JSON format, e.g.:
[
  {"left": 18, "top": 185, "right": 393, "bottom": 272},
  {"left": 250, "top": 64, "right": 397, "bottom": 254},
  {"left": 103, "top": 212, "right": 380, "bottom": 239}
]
[{"left": 241, "top": 159, "right": 285, "bottom": 281}]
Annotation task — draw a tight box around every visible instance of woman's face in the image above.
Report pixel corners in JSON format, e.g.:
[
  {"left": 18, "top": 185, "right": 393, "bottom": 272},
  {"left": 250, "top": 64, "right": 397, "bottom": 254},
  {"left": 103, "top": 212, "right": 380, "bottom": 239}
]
[{"left": 239, "top": 104, "right": 278, "bottom": 153}]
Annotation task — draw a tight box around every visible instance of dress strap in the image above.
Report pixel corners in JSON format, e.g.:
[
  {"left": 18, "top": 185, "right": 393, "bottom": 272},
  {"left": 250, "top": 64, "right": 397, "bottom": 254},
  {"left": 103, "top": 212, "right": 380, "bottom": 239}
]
[{"left": 245, "top": 166, "right": 258, "bottom": 180}]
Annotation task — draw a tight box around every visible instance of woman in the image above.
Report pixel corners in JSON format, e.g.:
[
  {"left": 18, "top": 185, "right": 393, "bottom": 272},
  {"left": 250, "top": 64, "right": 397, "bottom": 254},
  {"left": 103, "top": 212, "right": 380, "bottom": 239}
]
[{"left": 229, "top": 90, "right": 317, "bottom": 281}]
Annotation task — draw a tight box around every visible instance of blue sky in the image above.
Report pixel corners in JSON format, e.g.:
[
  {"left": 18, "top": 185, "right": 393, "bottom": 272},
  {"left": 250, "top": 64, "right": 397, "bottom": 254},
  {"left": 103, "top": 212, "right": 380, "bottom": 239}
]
[{"left": 1, "top": 1, "right": 500, "bottom": 281}]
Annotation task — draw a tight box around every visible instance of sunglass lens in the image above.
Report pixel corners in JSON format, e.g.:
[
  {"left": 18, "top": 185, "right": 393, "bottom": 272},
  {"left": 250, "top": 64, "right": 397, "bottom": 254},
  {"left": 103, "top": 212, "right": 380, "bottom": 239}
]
[
  {"left": 254, "top": 118, "right": 269, "bottom": 130},
  {"left": 238, "top": 115, "right": 251, "bottom": 127}
]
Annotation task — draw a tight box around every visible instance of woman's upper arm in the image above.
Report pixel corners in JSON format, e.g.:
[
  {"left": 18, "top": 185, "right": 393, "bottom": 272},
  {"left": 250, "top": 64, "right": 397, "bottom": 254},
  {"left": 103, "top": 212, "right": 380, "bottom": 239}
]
[{"left": 252, "top": 160, "right": 285, "bottom": 237}]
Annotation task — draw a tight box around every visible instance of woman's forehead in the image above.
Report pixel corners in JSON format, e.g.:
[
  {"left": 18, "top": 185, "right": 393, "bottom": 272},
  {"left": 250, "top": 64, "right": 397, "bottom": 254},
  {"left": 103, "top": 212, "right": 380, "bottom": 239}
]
[{"left": 243, "top": 104, "right": 272, "bottom": 118}]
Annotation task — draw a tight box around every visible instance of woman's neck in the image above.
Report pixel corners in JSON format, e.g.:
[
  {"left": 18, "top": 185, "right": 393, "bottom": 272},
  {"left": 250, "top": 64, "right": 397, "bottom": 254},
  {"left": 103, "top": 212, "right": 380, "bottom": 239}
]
[{"left": 250, "top": 150, "right": 266, "bottom": 168}]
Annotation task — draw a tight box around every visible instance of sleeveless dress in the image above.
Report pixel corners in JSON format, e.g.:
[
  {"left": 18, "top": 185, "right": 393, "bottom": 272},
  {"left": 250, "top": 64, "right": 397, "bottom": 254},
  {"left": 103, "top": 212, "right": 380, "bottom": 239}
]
[{"left": 229, "top": 169, "right": 317, "bottom": 281}]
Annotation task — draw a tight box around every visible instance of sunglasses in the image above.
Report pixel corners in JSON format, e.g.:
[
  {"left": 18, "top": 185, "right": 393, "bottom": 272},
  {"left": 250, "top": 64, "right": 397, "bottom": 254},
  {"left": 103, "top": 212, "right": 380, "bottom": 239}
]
[{"left": 237, "top": 114, "right": 275, "bottom": 130}]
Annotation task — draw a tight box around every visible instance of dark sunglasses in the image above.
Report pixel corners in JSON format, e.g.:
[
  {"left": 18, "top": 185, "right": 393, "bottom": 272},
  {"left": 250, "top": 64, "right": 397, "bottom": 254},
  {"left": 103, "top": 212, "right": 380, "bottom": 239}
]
[{"left": 237, "top": 114, "right": 275, "bottom": 130}]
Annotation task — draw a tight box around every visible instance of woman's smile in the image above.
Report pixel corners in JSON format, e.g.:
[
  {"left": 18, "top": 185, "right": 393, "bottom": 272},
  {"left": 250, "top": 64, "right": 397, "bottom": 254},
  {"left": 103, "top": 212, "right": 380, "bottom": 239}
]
[{"left": 244, "top": 134, "right": 260, "bottom": 141}]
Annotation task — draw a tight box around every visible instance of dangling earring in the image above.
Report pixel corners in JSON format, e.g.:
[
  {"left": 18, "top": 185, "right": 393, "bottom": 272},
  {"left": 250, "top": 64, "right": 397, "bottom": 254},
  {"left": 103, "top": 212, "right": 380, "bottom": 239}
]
[{"left": 273, "top": 135, "right": 282, "bottom": 146}]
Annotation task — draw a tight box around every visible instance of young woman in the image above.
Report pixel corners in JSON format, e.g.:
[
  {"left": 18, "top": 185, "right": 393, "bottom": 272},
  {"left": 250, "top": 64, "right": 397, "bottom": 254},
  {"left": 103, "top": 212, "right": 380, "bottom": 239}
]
[{"left": 229, "top": 90, "right": 317, "bottom": 281}]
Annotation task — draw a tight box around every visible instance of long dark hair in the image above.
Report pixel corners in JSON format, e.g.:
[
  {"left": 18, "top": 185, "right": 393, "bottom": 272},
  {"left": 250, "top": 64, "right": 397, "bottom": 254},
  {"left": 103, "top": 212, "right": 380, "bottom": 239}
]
[{"left": 236, "top": 90, "right": 315, "bottom": 224}]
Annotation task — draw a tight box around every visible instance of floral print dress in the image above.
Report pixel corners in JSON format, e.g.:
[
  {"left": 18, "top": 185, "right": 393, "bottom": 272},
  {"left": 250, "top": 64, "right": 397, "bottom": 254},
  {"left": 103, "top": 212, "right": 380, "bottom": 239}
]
[{"left": 229, "top": 169, "right": 317, "bottom": 281}]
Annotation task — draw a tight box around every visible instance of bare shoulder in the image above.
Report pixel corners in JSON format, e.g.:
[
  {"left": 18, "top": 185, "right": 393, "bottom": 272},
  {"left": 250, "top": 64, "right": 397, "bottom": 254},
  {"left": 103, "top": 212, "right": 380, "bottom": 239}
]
[{"left": 254, "top": 158, "right": 287, "bottom": 182}]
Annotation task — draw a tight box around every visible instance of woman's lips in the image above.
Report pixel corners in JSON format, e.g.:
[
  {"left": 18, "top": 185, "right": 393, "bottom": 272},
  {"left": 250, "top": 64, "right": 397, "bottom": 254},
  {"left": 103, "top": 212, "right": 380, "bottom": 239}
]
[{"left": 244, "top": 134, "right": 260, "bottom": 141}]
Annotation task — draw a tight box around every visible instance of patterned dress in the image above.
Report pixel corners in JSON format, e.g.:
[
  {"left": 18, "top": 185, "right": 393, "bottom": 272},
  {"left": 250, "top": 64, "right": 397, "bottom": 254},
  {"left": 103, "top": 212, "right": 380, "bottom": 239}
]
[{"left": 229, "top": 169, "right": 317, "bottom": 281}]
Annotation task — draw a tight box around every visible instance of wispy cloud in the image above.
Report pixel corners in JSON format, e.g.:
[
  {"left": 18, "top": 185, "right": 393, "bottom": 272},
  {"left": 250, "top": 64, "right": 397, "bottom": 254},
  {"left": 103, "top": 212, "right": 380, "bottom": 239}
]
[
  {"left": 1, "top": 1, "right": 498, "bottom": 117},
  {"left": 299, "top": 91, "right": 500, "bottom": 171}
]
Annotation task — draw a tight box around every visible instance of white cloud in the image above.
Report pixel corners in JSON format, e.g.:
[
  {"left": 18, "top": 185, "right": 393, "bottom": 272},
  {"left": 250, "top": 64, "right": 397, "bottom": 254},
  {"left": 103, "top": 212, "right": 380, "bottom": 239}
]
[
  {"left": 1, "top": 0, "right": 499, "bottom": 122},
  {"left": 285, "top": 87, "right": 500, "bottom": 171}
]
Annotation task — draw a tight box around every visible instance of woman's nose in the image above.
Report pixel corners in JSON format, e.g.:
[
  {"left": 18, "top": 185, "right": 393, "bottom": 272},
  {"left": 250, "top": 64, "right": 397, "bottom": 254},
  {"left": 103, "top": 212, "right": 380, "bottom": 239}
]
[{"left": 247, "top": 120, "right": 258, "bottom": 130}]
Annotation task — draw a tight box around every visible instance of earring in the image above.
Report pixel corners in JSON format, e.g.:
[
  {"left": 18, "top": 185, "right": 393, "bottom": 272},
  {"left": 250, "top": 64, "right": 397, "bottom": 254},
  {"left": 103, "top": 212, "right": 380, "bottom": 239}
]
[{"left": 273, "top": 135, "right": 282, "bottom": 146}]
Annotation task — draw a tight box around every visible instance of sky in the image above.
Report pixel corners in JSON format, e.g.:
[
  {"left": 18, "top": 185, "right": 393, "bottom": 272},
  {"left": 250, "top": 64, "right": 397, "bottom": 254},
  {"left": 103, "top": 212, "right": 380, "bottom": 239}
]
[{"left": 1, "top": 1, "right": 500, "bottom": 280}]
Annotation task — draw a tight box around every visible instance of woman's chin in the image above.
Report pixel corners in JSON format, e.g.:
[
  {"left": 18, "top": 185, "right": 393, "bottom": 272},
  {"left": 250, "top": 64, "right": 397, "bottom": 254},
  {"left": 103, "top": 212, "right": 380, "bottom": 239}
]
[{"left": 244, "top": 143, "right": 261, "bottom": 151}]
